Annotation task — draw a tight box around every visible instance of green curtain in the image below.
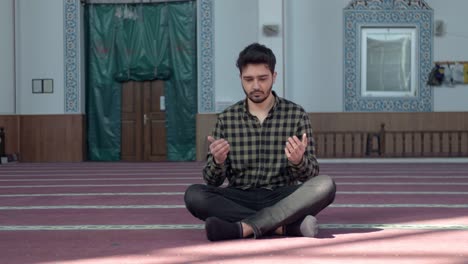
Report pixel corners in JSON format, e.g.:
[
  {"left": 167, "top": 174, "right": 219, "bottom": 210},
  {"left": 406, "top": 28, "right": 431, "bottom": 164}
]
[{"left": 85, "top": 2, "right": 197, "bottom": 161}]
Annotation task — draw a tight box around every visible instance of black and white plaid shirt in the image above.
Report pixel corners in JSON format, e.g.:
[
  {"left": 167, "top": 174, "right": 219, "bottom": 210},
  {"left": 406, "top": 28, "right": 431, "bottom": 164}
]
[{"left": 203, "top": 91, "right": 320, "bottom": 190}]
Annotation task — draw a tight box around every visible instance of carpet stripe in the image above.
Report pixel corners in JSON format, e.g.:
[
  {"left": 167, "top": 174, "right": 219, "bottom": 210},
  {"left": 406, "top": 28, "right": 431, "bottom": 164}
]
[
  {"left": 0, "top": 192, "right": 186, "bottom": 197},
  {"left": 2, "top": 175, "right": 468, "bottom": 181},
  {"left": 0, "top": 184, "right": 192, "bottom": 188},
  {"left": 0, "top": 173, "right": 201, "bottom": 177},
  {"left": 1, "top": 191, "right": 468, "bottom": 197},
  {"left": 2, "top": 182, "right": 468, "bottom": 188},
  {"left": 2, "top": 172, "right": 467, "bottom": 177},
  {"left": 339, "top": 182, "right": 468, "bottom": 185},
  {"left": 0, "top": 178, "right": 200, "bottom": 181},
  {"left": 333, "top": 175, "right": 468, "bottom": 179},
  {"left": 1, "top": 204, "right": 467, "bottom": 210},
  {"left": 0, "top": 205, "right": 186, "bottom": 209},
  {"left": 0, "top": 224, "right": 467, "bottom": 231},
  {"left": 337, "top": 191, "right": 468, "bottom": 195},
  {"left": 331, "top": 204, "right": 468, "bottom": 208}
]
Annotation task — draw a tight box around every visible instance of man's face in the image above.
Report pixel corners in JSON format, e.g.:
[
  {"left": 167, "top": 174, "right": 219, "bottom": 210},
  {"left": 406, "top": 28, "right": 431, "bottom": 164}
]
[{"left": 241, "top": 64, "right": 277, "bottom": 104}]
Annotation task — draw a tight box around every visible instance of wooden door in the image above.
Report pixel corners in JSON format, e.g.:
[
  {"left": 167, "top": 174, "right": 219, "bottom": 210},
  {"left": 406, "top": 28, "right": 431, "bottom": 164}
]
[
  {"left": 121, "top": 80, "right": 166, "bottom": 161},
  {"left": 143, "top": 81, "right": 166, "bottom": 161},
  {"left": 121, "top": 81, "right": 143, "bottom": 161}
]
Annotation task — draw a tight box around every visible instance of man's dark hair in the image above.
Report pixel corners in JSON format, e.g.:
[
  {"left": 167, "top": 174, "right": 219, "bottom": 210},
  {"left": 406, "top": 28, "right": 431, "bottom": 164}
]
[{"left": 236, "top": 43, "right": 276, "bottom": 74}]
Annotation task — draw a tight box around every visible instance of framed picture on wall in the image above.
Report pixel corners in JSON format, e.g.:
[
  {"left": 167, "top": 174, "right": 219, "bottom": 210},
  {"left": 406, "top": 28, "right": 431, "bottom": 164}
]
[
  {"left": 32, "top": 79, "right": 43, "bottom": 93},
  {"left": 31, "top": 79, "right": 54, "bottom": 94},
  {"left": 43, "top": 79, "right": 54, "bottom": 93}
]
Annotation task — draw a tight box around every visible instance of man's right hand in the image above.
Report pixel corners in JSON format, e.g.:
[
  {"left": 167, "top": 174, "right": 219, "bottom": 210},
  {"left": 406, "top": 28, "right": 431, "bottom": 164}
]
[{"left": 207, "top": 136, "right": 230, "bottom": 165}]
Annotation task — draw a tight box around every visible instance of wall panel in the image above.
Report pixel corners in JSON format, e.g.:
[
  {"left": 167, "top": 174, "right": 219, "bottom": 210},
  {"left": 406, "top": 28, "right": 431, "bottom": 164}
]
[
  {"left": 196, "top": 112, "right": 468, "bottom": 161},
  {"left": 0, "top": 115, "right": 20, "bottom": 155},
  {"left": 19, "top": 115, "right": 85, "bottom": 162}
]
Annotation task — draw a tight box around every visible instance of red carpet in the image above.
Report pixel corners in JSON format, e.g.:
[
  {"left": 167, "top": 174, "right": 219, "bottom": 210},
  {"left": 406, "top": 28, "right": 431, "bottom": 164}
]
[{"left": 0, "top": 161, "right": 467, "bottom": 264}]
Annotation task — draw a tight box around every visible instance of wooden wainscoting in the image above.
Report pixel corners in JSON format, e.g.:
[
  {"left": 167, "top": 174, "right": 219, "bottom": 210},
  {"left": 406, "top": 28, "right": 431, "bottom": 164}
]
[
  {"left": 309, "top": 112, "right": 468, "bottom": 158},
  {"left": 196, "top": 114, "right": 217, "bottom": 161},
  {"left": 19, "top": 115, "right": 86, "bottom": 162},
  {"left": 0, "top": 115, "right": 20, "bottom": 156},
  {"left": 196, "top": 112, "right": 468, "bottom": 160}
]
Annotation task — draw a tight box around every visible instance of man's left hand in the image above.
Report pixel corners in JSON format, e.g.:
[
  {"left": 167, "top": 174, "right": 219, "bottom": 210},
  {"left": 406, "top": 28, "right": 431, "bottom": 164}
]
[{"left": 284, "top": 133, "right": 307, "bottom": 165}]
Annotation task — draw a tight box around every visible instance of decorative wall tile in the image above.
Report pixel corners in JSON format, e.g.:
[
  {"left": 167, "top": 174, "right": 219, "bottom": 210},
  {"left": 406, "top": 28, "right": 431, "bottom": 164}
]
[
  {"left": 343, "top": 0, "right": 433, "bottom": 112},
  {"left": 64, "top": 0, "right": 80, "bottom": 113},
  {"left": 198, "top": 0, "right": 215, "bottom": 113}
]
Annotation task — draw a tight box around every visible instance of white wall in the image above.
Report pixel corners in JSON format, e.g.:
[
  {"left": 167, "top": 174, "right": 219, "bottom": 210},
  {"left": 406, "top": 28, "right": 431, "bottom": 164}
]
[
  {"left": 213, "top": 0, "right": 468, "bottom": 112},
  {"left": 212, "top": 0, "right": 348, "bottom": 112},
  {"left": 284, "top": 0, "right": 348, "bottom": 112},
  {"left": 2, "top": 0, "right": 468, "bottom": 116},
  {"left": 213, "top": 0, "right": 259, "bottom": 111},
  {"left": 0, "top": 0, "right": 15, "bottom": 114},
  {"left": 258, "top": 0, "right": 284, "bottom": 97},
  {"left": 428, "top": 0, "right": 468, "bottom": 111},
  {"left": 15, "top": 0, "right": 64, "bottom": 114}
]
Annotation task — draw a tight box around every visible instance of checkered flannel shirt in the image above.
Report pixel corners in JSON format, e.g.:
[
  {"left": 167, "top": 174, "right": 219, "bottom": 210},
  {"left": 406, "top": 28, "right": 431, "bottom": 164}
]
[{"left": 203, "top": 92, "right": 320, "bottom": 190}]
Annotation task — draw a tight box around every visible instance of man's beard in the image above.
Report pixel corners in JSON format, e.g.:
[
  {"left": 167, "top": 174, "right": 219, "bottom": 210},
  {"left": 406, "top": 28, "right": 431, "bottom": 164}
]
[{"left": 243, "top": 85, "right": 273, "bottom": 104}]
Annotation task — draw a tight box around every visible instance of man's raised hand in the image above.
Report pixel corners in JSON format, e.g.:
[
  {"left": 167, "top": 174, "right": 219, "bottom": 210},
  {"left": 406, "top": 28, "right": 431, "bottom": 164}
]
[
  {"left": 207, "top": 136, "right": 230, "bottom": 165},
  {"left": 284, "top": 133, "right": 308, "bottom": 165}
]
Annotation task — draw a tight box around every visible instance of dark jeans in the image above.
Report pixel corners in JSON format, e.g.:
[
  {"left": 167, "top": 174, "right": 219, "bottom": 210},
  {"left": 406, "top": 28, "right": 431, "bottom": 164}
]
[{"left": 184, "top": 175, "right": 336, "bottom": 238}]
